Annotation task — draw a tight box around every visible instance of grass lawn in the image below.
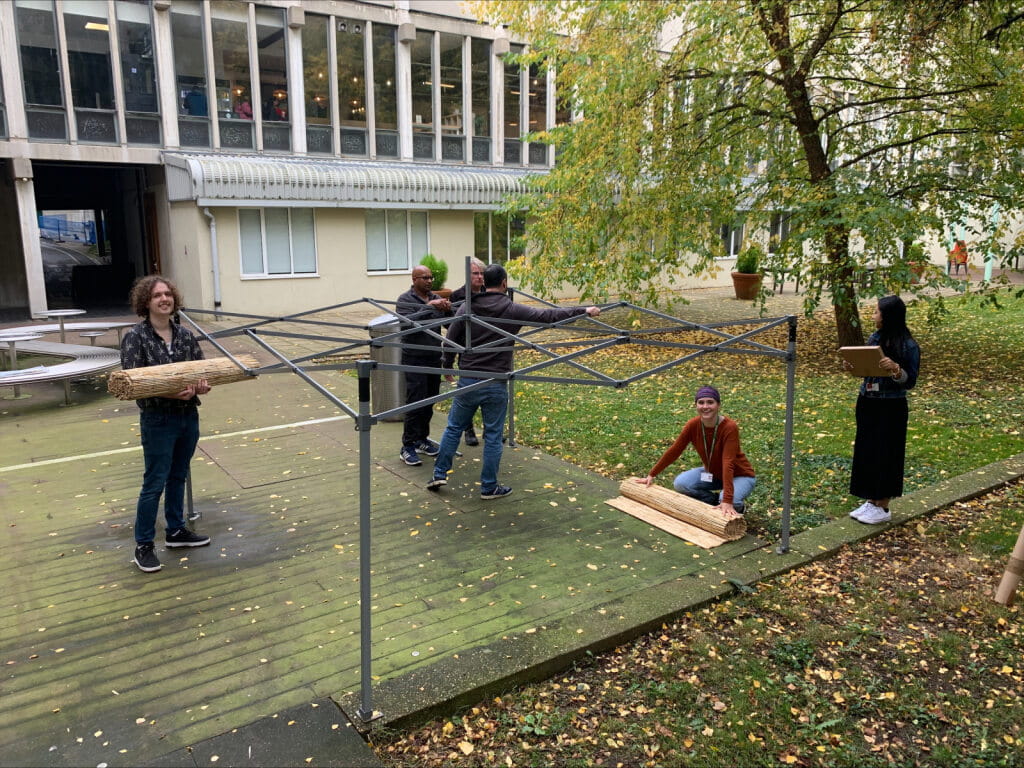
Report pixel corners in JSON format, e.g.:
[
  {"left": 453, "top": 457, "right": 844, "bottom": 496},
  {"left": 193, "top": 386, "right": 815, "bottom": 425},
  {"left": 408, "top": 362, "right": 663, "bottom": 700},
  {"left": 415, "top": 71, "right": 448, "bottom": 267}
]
[
  {"left": 374, "top": 479, "right": 1023, "bottom": 767},
  {"left": 374, "top": 292, "right": 1024, "bottom": 766},
  {"left": 506, "top": 293, "right": 1024, "bottom": 537}
]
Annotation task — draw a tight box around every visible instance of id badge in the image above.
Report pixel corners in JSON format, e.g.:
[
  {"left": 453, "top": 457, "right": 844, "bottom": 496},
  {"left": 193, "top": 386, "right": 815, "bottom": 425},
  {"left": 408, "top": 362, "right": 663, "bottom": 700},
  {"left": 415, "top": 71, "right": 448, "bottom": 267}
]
[
  {"left": 866, "top": 381, "right": 879, "bottom": 392},
  {"left": 700, "top": 471, "right": 714, "bottom": 483}
]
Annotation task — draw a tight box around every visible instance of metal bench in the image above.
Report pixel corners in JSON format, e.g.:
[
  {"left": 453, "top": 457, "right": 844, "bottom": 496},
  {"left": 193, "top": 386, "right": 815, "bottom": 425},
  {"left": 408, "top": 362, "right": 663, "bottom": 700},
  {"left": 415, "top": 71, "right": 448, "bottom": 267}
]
[{"left": 0, "top": 339, "right": 120, "bottom": 405}]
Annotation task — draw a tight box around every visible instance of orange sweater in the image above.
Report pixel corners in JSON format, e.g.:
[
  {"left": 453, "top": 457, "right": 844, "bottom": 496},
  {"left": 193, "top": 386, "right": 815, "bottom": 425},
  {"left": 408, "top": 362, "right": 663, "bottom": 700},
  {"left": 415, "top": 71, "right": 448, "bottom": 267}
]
[{"left": 648, "top": 416, "right": 755, "bottom": 504}]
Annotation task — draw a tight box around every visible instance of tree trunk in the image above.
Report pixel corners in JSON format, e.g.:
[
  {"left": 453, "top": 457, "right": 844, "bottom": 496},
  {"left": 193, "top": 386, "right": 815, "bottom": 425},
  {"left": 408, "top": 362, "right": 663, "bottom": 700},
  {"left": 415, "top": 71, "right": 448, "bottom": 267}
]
[{"left": 826, "top": 225, "right": 865, "bottom": 348}]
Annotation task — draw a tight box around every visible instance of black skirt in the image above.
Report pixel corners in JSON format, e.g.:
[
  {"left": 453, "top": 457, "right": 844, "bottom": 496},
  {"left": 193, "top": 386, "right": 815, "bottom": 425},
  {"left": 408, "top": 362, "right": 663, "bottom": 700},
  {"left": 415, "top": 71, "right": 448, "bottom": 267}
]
[{"left": 850, "top": 395, "right": 909, "bottom": 500}]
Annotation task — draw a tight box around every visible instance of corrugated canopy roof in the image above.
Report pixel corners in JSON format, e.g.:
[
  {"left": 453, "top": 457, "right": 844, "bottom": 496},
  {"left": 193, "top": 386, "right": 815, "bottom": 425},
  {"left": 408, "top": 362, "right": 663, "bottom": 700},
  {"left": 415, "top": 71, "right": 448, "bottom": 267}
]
[{"left": 163, "top": 153, "right": 539, "bottom": 209}]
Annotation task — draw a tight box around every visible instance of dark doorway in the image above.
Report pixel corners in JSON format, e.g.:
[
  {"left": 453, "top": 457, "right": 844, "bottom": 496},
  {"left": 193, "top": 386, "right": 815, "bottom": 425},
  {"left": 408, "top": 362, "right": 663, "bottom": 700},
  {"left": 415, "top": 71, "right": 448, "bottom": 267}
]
[{"left": 31, "top": 161, "right": 154, "bottom": 311}]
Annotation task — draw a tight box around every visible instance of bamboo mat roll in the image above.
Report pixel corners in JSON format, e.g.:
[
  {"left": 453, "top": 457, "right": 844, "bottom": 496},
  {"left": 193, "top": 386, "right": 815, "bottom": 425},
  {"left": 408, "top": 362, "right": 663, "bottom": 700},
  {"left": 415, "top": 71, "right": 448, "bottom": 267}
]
[
  {"left": 618, "top": 479, "right": 747, "bottom": 540},
  {"left": 108, "top": 354, "right": 259, "bottom": 400}
]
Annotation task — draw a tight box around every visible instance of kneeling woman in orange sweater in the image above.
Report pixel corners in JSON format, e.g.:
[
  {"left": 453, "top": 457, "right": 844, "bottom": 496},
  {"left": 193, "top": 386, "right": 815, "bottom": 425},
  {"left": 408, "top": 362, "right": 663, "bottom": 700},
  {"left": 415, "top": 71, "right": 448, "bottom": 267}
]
[{"left": 635, "top": 386, "right": 756, "bottom": 519}]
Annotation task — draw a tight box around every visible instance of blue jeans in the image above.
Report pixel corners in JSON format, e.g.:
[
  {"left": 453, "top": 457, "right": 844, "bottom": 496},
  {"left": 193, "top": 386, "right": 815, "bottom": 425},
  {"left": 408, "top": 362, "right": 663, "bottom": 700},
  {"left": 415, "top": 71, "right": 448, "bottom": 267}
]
[
  {"left": 673, "top": 467, "right": 756, "bottom": 506},
  {"left": 433, "top": 378, "right": 508, "bottom": 493},
  {"left": 135, "top": 408, "right": 200, "bottom": 544}
]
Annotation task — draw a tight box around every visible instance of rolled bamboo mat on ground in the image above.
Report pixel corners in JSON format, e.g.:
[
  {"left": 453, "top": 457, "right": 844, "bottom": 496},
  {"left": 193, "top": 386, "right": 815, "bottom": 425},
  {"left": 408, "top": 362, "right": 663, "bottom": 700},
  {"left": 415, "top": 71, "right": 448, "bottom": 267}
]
[
  {"left": 108, "top": 354, "right": 259, "bottom": 400},
  {"left": 618, "top": 479, "right": 747, "bottom": 540}
]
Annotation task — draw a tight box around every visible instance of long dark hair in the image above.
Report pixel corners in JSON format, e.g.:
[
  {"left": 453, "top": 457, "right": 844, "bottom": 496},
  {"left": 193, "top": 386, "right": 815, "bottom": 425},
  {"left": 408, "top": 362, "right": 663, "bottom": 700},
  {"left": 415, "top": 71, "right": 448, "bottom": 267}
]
[{"left": 876, "top": 295, "right": 913, "bottom": 358}]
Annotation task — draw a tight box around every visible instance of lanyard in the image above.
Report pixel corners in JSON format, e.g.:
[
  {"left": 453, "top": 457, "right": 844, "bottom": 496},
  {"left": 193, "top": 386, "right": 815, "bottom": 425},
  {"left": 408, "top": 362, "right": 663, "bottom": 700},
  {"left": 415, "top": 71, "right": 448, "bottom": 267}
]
[{"left": 700, "top": 417, "right": 720, "bottom": 471}]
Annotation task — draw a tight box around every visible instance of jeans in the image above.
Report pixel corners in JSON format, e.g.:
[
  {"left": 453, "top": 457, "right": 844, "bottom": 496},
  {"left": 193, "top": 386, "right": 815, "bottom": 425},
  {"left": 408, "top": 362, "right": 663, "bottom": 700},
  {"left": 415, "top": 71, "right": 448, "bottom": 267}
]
[
  {"left": 433, "top": 378, "right": 508, "bottom": 492},
  {"left": 673, "top": 467, "right": 756, "bottom": 506},
  {"left": 135, "top": 408, "right": 200, "bottom": 544}
]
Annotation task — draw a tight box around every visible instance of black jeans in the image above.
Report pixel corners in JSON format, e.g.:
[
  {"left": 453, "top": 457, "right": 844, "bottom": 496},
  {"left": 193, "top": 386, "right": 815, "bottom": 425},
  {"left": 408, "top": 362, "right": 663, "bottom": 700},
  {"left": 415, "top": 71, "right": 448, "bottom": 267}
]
[{"left": 402, "top": 369, "right": 441, "bottom": 448}]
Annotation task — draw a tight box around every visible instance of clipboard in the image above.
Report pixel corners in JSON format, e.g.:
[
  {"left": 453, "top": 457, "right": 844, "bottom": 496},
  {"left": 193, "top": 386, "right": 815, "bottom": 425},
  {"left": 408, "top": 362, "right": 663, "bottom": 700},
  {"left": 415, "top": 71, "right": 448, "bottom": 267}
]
[{"left": 839, "top": 346, "right": 885, "bottom": 377}]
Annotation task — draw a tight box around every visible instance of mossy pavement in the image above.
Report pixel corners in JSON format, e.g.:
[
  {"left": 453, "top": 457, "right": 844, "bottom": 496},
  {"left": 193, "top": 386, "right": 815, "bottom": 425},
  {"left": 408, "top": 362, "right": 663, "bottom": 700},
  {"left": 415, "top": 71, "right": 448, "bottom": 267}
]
[{"left": 1, "top": 276, "right": 1022, "bottom": 767}]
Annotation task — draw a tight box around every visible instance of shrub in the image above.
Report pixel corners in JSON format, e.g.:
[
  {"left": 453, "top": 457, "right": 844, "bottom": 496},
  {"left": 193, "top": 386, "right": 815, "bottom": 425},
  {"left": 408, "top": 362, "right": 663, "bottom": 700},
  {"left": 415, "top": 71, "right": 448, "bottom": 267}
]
[
  {"left": 419, "top": 254, "right": 448, "bottom": 291},
  {"left": 735, "top": 243, "right": 763, "bottom": 274}
]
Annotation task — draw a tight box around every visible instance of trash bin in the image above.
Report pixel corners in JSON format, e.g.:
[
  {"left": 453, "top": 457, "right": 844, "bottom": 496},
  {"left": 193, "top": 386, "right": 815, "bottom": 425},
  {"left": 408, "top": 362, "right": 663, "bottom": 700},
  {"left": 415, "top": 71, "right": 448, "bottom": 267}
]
[{"left": 368, "top": 313, "right": 405, "bottom": 421}]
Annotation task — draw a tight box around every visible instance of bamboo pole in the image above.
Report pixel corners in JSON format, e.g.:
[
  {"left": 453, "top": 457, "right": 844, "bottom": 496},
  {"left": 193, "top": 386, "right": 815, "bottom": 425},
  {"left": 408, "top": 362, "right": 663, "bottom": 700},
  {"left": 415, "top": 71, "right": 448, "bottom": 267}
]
[
  {"left": 108, "top": 355, "right": 260, "bottom": 400},
  {"left": 993, "top": 522, "right": 1024, "bottom": 607},
  {"left": 619, "top": 479, "right": 746, "bottom": 540}
]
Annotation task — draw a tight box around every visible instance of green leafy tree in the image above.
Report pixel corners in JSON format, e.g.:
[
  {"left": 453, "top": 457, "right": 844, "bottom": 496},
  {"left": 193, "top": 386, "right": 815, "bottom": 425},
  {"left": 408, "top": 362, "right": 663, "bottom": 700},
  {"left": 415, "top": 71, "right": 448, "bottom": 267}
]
[{"left": 478, "top": 0, "right": 1024, "bottom": 345}]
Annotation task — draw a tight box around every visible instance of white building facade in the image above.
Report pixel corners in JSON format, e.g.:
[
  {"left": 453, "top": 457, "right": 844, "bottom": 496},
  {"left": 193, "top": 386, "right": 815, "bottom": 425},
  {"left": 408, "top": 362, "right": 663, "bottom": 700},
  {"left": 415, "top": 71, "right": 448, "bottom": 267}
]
[{"left": 0, "top": 0, "right": 552, "bottom": 317}]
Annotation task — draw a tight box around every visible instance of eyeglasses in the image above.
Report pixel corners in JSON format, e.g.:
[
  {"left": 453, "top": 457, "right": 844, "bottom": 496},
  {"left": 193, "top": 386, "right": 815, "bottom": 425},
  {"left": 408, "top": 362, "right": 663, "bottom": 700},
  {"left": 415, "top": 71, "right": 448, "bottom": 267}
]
[{"left": 415, "top": 274, "right": 433, "bottom": 280}]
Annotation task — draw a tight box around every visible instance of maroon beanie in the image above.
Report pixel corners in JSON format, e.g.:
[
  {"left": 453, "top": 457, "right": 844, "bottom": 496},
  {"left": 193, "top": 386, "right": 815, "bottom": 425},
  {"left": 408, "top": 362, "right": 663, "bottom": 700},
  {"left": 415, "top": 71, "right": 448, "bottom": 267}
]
[{"left": 695, "top": 386, "right": 720, "bottom": 403}]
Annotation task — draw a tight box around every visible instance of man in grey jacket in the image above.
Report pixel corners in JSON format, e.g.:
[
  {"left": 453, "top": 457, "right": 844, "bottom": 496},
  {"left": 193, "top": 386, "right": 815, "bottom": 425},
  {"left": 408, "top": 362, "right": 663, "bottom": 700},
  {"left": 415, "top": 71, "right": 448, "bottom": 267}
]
[{"left": 427, "top": 264, "right": 600, "bottom": 498}]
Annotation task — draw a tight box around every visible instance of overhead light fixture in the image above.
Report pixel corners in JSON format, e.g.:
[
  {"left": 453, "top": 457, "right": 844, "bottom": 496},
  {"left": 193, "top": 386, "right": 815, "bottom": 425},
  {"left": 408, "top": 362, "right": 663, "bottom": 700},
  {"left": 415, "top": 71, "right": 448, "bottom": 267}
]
[{"left": 85, "top": 21, "right": 109, "bottom": 31}]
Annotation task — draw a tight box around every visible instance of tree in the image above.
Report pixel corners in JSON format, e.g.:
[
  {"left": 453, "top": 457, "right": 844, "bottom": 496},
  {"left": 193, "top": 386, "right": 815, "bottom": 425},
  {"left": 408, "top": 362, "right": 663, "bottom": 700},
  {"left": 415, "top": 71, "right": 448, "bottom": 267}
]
[{"left": 477, "top": 0, "right": 1024, "bottom": 345}]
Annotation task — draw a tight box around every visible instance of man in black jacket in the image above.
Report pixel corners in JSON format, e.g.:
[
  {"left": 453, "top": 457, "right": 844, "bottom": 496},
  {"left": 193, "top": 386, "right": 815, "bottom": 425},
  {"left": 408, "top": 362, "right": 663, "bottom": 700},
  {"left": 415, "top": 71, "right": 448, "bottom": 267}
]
[
  {"left": 427, "top": 264, "right": 600, "bottom": 498},
  {"left": 395, "top": 265, "right": 451, "bottom": 466}
]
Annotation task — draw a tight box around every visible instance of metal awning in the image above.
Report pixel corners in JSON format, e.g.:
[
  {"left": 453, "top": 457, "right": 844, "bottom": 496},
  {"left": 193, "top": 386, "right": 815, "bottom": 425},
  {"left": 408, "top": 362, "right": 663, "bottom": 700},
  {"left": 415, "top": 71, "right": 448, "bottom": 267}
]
[{"left": 162, "top": 152, "right": 540, "bottom": 209}]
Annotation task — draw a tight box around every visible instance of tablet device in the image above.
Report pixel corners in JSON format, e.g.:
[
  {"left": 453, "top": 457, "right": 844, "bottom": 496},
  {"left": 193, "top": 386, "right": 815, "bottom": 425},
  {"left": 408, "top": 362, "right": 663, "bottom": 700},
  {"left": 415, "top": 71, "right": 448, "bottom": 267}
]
[{"left": 839, "top": 346, "right": 885, "bottom": 377}]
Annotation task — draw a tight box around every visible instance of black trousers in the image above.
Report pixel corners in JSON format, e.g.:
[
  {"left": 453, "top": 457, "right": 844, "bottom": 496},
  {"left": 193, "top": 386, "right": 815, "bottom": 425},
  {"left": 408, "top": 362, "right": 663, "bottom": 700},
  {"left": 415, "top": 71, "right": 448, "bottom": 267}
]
[
  {"left": 850, "top": 395, "right": 909, "bottom": 500},
  {"left": 402, "top": 370, "right": 441, "bottom": 448}
]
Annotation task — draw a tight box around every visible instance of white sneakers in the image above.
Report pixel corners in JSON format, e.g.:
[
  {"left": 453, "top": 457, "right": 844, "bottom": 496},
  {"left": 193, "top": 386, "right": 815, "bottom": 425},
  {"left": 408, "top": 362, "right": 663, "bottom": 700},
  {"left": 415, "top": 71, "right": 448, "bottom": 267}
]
[{"left": 850, "top": 501, "right": 891, "bottom": 525}]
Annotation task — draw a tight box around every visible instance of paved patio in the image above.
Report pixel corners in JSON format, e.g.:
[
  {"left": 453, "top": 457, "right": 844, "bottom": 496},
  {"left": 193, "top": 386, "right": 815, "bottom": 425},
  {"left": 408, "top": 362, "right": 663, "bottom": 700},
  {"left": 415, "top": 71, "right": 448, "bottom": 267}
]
[{"left": 1, "top": 277, "right": 1021, "bottom": 766}]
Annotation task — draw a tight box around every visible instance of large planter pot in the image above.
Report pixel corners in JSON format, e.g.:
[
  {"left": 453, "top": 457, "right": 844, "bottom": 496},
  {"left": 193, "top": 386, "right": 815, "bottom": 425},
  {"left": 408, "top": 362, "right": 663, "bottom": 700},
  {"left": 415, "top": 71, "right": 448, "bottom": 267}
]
[{"left": 731, "top": 271, "right": 763, "bottom": 300}]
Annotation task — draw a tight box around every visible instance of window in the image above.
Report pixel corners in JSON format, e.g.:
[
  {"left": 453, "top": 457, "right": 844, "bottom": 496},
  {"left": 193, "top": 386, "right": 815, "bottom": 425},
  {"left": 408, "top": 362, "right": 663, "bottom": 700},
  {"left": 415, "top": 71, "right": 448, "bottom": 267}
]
[
  {"left": 719, "top": 219, "right": 745, "bottom": 258},
  {"left": 411, "top": 30, "right": 434, "bottom": 159},
  {"left": 256, "top": 5, "right": 289, "bottom": 151},
  {"left": 239, "top": 208, "right": 317, "bottom": 277},
  {"left": 503, "top": 44, "right": 523, "bottom": 164},
  {"left": 366, "top": 210, "right": 429, "bottom": 272},
  {"left": 16, "top": 0, "right": 68, "bottom": 140},
  {"left": 470, "top": 38, "right": 490, "bottom": 163},
  {"left": 372, "top": 23, "right": 398, "bottom": 157},
  {"left": 302, "top": 13, "right": 331, "bottom": 154},
  {"left": 439, "top": 32, "right": 464, "bottom": 161},
  {"left": 171, "top": 0, "right": 209, "bottom": 147},
  {"left": 116, "top": 0, "right": 161, "bottom": 145},
  {"left": 474, "top": 212, "right": 525, "bottom": 264},
  {"left": 210, "top": 1, "right": 252, "bottom": 149},
  {"left": 336, "top": 16, "right": 367, "bottom": 155},
  {"left": 769, "top": 212, "right": 792, "bottom": 253}
]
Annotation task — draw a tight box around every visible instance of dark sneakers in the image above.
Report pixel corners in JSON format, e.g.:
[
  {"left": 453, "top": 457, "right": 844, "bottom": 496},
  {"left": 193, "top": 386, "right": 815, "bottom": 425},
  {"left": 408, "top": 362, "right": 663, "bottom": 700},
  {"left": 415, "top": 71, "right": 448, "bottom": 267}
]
[
  {"left": 133, "top": 543, "right": 162, "bottom": 573},
  {"left": 426, "top": 476, "right": 447, "bottom": 491},
  {"left": 166, "top": 528, "right": 212, "bottom": 548},
  {"left": 480, "top": 485, "right": 512, "bottom": 500},
  {"left": 464, "top": 428, "right": 479, "bottom": 447},
  {"left": 417, "top": 439, "right": 441, "bottom": 457},
  {"left": 400, "top": 446, "right": 423, "bottom": 466}
]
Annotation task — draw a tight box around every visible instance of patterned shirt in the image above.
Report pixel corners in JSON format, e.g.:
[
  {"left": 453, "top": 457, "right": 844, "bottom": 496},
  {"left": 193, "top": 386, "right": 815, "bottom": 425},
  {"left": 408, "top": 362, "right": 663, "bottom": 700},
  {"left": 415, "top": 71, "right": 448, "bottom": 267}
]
[{"left": 120, "top": 318, "right": 205, "bottom": 409}]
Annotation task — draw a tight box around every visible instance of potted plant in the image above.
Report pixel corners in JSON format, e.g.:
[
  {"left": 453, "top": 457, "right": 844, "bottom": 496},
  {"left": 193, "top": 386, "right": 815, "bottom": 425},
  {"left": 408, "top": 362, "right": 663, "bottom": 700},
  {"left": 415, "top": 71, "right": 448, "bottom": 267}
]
[
  {"left": 731, "top": 243, "right": 764, "bottom": 300},
  {"left": 418, "top": 254, "right": 451, "bottom": 297}
]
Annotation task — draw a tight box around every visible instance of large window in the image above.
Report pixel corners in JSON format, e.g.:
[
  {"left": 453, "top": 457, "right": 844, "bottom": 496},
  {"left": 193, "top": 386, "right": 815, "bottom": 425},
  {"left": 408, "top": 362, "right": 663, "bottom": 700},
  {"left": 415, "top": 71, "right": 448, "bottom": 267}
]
[
  {"left": 527, "top": 62, "right": 547, "bottom": 166},
  {"left": 372, "top": 23, "right": 398, "bottom": 157},
  {"left": 366, "top": 210, "right": 429, "bottom": 272},
  {"left": 210, "top": 0, "right": 252, "bottom": 149},
  {"left": 239, "top": 208, "right": 317, "bottom": 277},
  {"left": 439, "top": 32, "right": 464, "bottom": 161},
  {"left": 256, "top": 6, "right": 289, "bottom": 151},
  {"left": 302, "top": 13, "right": 331, "bottom": 154},
  {"left": 171, "top": 0, "right": 209, "bottom": 147},
  {"left": 470, "top": 38, "right": 490, "bottom": 163},
  {"left": 16, "top": 0, "right": 67, "bottom": 140},
  {"left": 64, "top": 0, "right": 116, "bottom": 143},
  {"left": 503, "top": 44, "right": 523, "bottom": 165},
  {"left": 336, "top": 17, "right": 367, "bottom": 156},
  {"left": 410, "top": 30, "right": 434, "bottom": 159},
  {"left": 474, "top": 212, "right": 525, "bottom": 264},
  {"left": 116, "top": 0, "right": 160, "bottom": 145}
]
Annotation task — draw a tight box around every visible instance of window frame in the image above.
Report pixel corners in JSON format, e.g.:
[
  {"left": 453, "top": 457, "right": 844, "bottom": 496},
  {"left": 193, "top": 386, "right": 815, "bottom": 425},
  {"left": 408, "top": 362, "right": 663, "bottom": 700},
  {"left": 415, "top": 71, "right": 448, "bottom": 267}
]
[{"left": 238, "top": 207, "right": 318, "bottom": 278}]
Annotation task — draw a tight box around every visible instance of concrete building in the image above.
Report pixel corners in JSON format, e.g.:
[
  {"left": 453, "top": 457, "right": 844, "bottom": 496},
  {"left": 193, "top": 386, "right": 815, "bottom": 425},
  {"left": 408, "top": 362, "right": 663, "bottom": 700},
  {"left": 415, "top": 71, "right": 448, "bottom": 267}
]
[{"left": 0, "top": 0, "right": 548, "bottom": 317}]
